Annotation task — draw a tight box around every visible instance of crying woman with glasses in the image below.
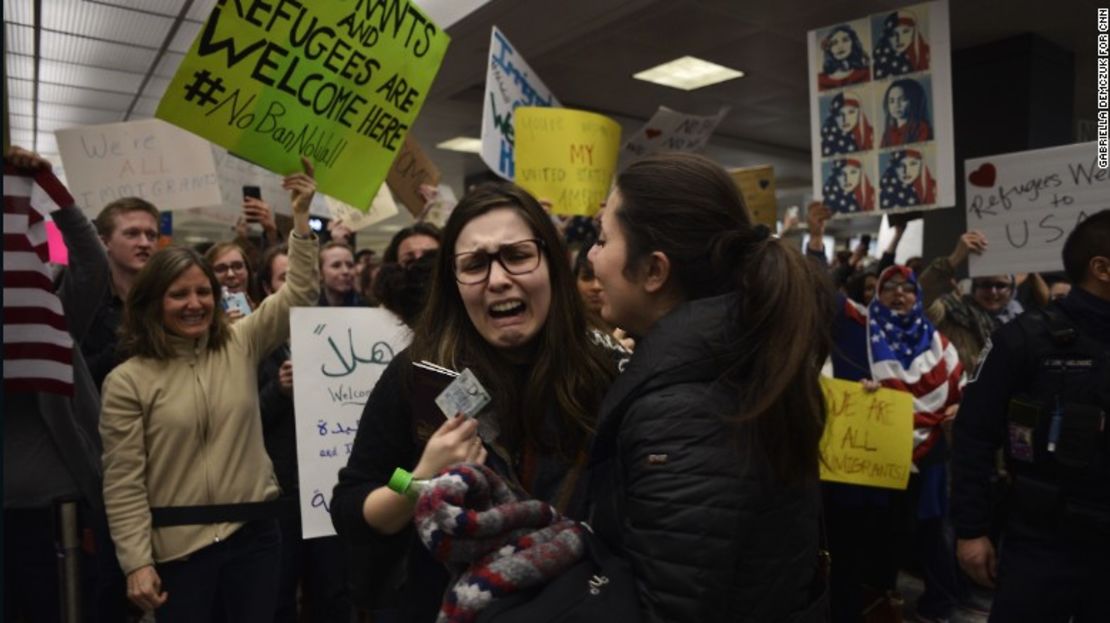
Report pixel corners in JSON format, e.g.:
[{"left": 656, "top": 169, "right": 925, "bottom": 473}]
[{"left": 330, "top": 183, "right": 626, "bottom": 619}]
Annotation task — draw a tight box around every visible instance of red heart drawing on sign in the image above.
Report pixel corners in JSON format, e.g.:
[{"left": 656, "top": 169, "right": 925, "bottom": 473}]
[
  {"left": 645, "top": 128, "right": 662, "bottom": 139},
  {"left": 968, "top": 163, "right": 996, "bottom": 188}
]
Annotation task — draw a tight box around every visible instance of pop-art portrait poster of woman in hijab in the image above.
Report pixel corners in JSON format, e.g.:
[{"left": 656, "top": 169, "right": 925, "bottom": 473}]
[
  {"left": 816, "top": 21, "right": 872, "bottom": 91},
  {"left": 872, "top": 8, "right": 931, "bottom": 79},
  {"left": 880, "top": 76, "right": 933, "bottom": 147},
  {"left": 879, "top": 147, "right": 937, "bottom": 210},
  {"left": 822, "top": 156, "right": 876, "bottom": 214},
  {"left": 820, "top": 90, "right": 875, "bottom": 156}
]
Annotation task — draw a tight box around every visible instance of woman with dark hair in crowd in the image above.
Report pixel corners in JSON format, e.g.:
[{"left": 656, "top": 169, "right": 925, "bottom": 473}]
[
  {"left": 330, "top": 183, "right": 623, "bottom": 621},
  {"left": 99, "top": 160, "right": 319, "bottom": 621},
  {"left": 373, "top": 250, "right": 439, "bottom": 328},
  {"left": 382, "top": 222, "right": 442, "bottom": 266},
  {"left": 881, "top": 79, "right": 933, "bottom": 147},
  {"left": 818, "top": 24, "right": 871, "bottom": 90},
  {"left": 586, "top": 152, "right": 834, "bottom": 622}
]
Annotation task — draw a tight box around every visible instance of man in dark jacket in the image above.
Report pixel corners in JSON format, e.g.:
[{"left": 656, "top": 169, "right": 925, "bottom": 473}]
[
  {"left": 82, "top": 197, "right": 159, "bottom": 391},
  {"left": 952, "top": 210, "right": 1110, "bottom": 622}
]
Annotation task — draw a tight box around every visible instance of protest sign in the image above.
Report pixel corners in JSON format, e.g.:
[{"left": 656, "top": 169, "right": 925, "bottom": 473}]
[
  {"left": 623, "top": 106, "right": 728, "bottom": 160},
  {"left": 386, "top": 134, "right": 440, "bottom": 216},
  {"left": 729, "top": 165, "right": 777, "bottom": 227},
  {"left": 514, "top": 107, "right": 620, "bottom": 217},
  {"left": 156, "top": 0, "right": 450, "bottom": 212},
  {"left": 819, "top": 377, "right": 913, "bottom": 490},
  {"left": 55, "top": 118, "right": 221, "bottom": 214},
  {"left": 480, "top": 26, "right": 559, "bottom": 180},
  {"left": 291, "top": 307, "right": 411, "bottom": 539},
  {"left": 324, "top": 182, "right": 400, "bottom": 232},
  {"left": 807, "top": 1, "right": 955, "bottom": 218},
  {"left": 965, "top": 142, "right": 1106, "bottom": 277}
]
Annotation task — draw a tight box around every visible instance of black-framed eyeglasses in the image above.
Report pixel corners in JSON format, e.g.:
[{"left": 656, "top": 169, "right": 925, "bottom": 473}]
[
  {"left": 973, "top": 281, "right": 1012, "bottom": 292},
  {"left": 213, "top": 261, "right": 246, "bottom": 274},
  {"left": 453, "top": 239, "right": 544, "bottom": 285},
  {"left": 880, "top": 280, "right": 914, "bottom": 294}
]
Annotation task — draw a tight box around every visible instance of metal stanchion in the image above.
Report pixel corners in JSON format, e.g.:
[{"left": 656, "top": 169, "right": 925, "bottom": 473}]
[{"left": 56, "top": 499, "right": 82, "bottom": 623}]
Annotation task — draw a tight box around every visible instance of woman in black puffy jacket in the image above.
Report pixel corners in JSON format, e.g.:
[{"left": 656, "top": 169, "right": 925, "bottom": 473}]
[{"left": 586, "top": 152, "right": 835, "bottom": 622}]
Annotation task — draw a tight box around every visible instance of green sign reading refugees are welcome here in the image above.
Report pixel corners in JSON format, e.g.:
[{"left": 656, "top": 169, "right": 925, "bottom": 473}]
[{"left": 156, "top": 0, "right": 449, "bottom": 212}]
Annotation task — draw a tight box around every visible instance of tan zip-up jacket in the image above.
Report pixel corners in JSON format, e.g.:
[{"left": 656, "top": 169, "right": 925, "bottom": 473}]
[{"left": 100, "top": 233, "right": 319, "bottom": 574}]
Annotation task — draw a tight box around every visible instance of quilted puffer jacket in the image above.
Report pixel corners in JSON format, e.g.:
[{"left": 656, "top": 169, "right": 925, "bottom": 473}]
[{"left": 587, "top": 292, "right": 824, "bottom": 623}]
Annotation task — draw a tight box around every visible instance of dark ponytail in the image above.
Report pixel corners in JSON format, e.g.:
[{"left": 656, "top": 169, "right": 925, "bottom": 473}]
[{"left": 616, "top": 153, "right": 834, "bottom": 484}]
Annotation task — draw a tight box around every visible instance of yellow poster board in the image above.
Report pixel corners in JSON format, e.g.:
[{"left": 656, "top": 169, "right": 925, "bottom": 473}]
[
  {"left": 156, "top": 0, "right": 449, "bottom": 212},
  {"left": 819, "top": 377, "right": 913, "bottom": 490},
  {"left": 514, "top": 107, "right": 621, "bottom": 217},
  {"left": 729, "top": 166, "right": 777, "bottom": 227}
]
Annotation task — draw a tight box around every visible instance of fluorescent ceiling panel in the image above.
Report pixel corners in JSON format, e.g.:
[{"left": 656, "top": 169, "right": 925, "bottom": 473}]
[
  {"left": 37, "top": 59, "right": 145, "bottom": 92},
  {"left": 633, "top": 55, "right": 744, "bottom": 91},
  {"left": 39, "top": 30, "right": 158, "bottom": 73},
  {"left": 6, "top": 22, "right": 33, "bottom": 54},
  {"left": 42, "top": 0, "right": 172, "bottom": 48},
  {"left": 436, "top": 137, "right": 482, "bottom": 153}
]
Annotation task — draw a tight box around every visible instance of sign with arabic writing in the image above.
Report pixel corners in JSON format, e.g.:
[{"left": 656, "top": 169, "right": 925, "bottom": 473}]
[{"left": 290, "top": 307, "right": 411, "bottom": 538}]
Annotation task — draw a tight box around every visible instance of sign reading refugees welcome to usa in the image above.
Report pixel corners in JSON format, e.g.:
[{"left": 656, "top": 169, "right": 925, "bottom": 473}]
[{"left": 156, "top": 0, "right": 450, "bottom": 212}]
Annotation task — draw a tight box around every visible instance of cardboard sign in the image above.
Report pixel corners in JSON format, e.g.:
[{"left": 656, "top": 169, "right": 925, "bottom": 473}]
[
  {"left": 622, "top": 106, "right": 728, "bottom": 160},
  {"left": 965, "top": 142, "right": 1106, "bottom": 277},
  {"left": 54, "top": 118, "right": 222, "bottom": 214},
  {"left": 729, "top": 165, "right": 777, "bottom": 227},
  {"left": 156, "top": 0, "right": 450, "bottom": 212},
  {"left": 514, "top": 107, "right": 620, "bottom": 217},
  {"left": 480, "top": 26, "right": 559, "bottom": 179},
  {"left": 386, "top": 134, "right": 441, "bottom": 216},
  {"left": 291, "top": 307, "right": 411, "bottom": 539},
  {"left": 807, "top": 1, "right": 956, "bottom": 218},
  {"left": 324, "top": 182, "right": 400, "bottom": 232},
  {"left": 819, "top": 377, "right": 913, "bottom": 490}
]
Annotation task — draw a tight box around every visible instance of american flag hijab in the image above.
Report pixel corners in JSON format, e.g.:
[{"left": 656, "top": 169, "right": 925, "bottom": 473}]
[
  {"left": 880, "top": 149, "right": 937, "bottom": 209},
  {"left": 3, "top": 164, "right": 75, "bottom": 395},
  {"left": 854, "top": 265, "right": 963, "bottom": 460},
  {"left": 822, "top": 158, "right": 875, "bottom": 214},
  {"left": 821, "top": 91, "right": 874, "bottom": 157},
  {"left": 873, "top": 10, "right": 931, "bottom": 79}
]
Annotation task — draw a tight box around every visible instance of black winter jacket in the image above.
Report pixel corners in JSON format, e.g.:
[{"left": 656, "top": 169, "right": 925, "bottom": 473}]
[{"left": 588, "top": 293, "right": 823, "bottom": 623}]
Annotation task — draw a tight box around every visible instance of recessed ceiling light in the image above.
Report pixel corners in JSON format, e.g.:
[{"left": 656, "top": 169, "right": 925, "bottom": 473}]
[
  {"left": 633, "top": 56, "right": 744, "bottom": 91},
  {"left": 436, "top": 137, "right": 483, "bottom": 153}
]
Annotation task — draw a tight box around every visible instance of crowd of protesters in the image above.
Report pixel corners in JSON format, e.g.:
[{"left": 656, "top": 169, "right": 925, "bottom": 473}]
[{"left": 4, "top": 142, "right": 1108, "bottom": 623}]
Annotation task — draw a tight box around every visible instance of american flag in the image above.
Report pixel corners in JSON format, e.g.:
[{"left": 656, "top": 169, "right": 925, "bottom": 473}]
[
  {"left": 873, "top": 12, "right": 930, "bottom": 79},
  {"left": 843, "top": 266, "right": 963, "bottom": 461},
  {"left": 4, "top": 164, "right": 76, "bottom": 395},
  {"left": 879, "top": 165, "right": 920, "bottom": 210}
]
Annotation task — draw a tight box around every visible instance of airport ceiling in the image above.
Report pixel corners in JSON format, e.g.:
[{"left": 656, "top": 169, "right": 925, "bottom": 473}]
[{"left": 3, "top": 0, "right": 1099, "bottom": 245}]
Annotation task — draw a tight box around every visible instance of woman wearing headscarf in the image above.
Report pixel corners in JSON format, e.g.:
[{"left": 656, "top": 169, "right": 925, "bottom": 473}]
[
  {"left": 880, "top": 148, "right": 937, "bottom": 209},
  {"left": 821, "top": 91, "right": 875, "bottom": 156},
  {"left": 873, "top": 9, "right": 931, "bottom": 79},
  {"left": 919, "top": 231, "right": 1024, "bottom": 375},
  {"left": 826, "top": 265, "right": 964, "bottom": 623},
  {"left": 823, "top": 157, "right": 876, "bottom": 214},
  {"left": 881, "top": 79, "right": 933, "bottom": 147},
  {"left": 818, "top": 25, "right": 872, "bottom": 90}
]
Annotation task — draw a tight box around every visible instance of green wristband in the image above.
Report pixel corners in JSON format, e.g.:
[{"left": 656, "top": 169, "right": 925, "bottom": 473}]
[{"left": 387, "top": 468, "right": 414, "bottom": 496}]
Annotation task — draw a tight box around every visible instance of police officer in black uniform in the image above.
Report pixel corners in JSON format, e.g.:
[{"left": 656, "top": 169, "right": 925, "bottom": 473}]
[{"left": 952, "top": 209, "right": 1110, "bottom": 622}]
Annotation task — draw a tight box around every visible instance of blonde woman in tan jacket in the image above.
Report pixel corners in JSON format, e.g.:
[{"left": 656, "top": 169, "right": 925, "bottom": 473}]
[{"left": 99, "top": 158, "right": 319, "bottom": 621}]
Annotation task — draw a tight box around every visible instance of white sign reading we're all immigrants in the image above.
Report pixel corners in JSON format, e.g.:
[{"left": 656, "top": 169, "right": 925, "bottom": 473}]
[
  {"left": 290, "top": 307, "right": 410, "bottom": 539},
  {"left": 480, "top": 26, "right": 559, "bottom": 180},
  {"left": 965, "top": 142, "right": 1108, "bottom": 277}
]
